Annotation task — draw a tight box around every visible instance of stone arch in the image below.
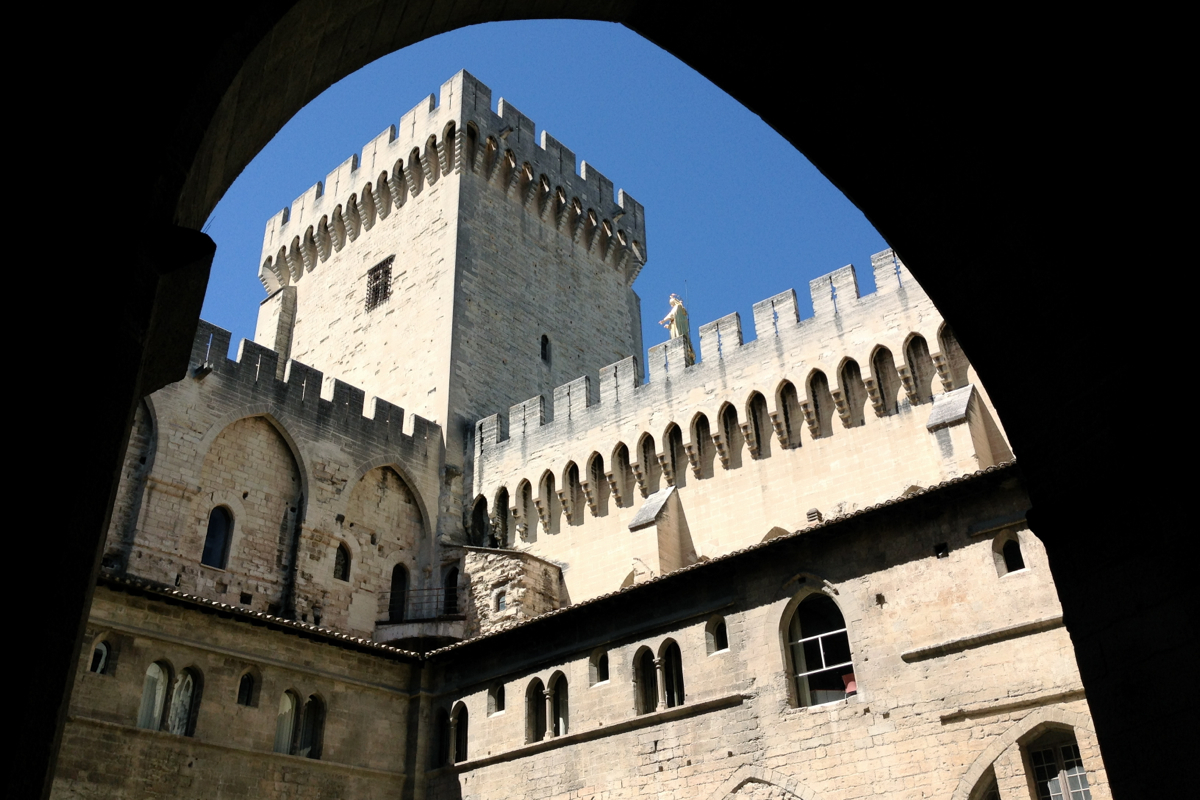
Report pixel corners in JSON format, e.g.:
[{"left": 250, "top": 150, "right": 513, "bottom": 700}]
[
  {"left": 663, "top": 422, "right": 686, "bottom": 486},
  {"left": 836, "top": 356, "right": 867, "bottom": 428},
  {"left": 903, "top": 332, "right": 937, "bottom": 404},
  {"left": 774, "top": 379, "right": 803, "bottom": 448},
  {"left": 705, "top": 764, "right": 818, "bottom": 800},
  {"left": 561, "top": 461, "right": 583, "bottom": 526},
  {"left": 469, "top": 494, "right": 490, "bottom": 545},
  {"left": 585, "top": 450, "right": 609, "bottom": 515},
  {"left": 689, "top": 411, "right": 715, "bottom": 479},
  {"left": 538, "top": 468, "right": 560, "bottom": 535},
  {"left": 491, "top": 485, "right": 510, "bottom": 547},
  {"left": 869, "top": 345, "right": 901, "bottom": 416},
  {"left": 719, "top": 401, "right": 745, "bottom": 469},
  {"left": 636, "top": 432, "right": 661, "bottom": 494},
  {"left": 806, "top": 369, "right": 835, "bottom": 438},
  {"left": 950, "top": 707, "right": 1100, "bottom": 800},
  {"left": 774, "top": 573, "right": 859, "bottom": 709},
  {"left": 609, "top": 441, "right": 634, "bottom": 507},
  {"left": 441, "top": 121, "right": 457, "bottom": 173},
  {"left": 745, "top": 391, "right": 771, "bottom": 457},
  {"left": 193, "top": 406, "right": 312, "bottom": 504}
]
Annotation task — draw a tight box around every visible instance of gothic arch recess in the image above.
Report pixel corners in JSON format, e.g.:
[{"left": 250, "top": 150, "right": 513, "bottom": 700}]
[
  {"left": 950, "top": 707, "right": 1101, "bottom": 800},
  {"left": 705, "top": 764, "right": 817, "bottom": 799}
]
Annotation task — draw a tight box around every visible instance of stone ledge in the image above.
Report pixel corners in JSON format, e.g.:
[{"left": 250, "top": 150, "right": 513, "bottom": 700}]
[
  {"left": 451, "top": 692, "right": 748, "bottom": 771},
  {"left": 65, "top": 715, "right": 407, "bottom": 779},
  {"left": 939, "top": 687, "right": 1086, "bottom": 723},
  {"left": 901, "top": 615, "right": 1064, "bottom": 663}
]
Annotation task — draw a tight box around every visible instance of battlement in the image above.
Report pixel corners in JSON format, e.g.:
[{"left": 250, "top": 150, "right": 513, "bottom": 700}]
[
  {"left": 476, "top": 249, "right": 957, "bottom": 460},
  {"left": 191, "top": 320, "right": 441, "bottom": 447},
  {"left": 259, "top": 71, "right": 647, "bottom": 292}
]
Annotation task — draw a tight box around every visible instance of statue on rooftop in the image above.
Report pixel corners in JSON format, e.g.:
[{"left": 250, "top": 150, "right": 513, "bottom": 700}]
[{"left": 660, "top": 294, "right": 695, "bottom": 363}]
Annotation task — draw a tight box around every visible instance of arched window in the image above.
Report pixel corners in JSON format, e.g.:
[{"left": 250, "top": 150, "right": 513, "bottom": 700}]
[
  {"left": 89, "top": 641, "right": 110, "bottom": 675},
  {"left": 706, "top": 616, "right": 729, "bottom": 654},
  {"left": 549, "top": 673, "right": 569, "bottom": 736},
  {"left": 786, "top": 593, "right": 855, "bottom": 707},
  {"left": 452, "top": 703, "right": 468, "bottom": 763},
  {"left": 590, "top": 649, "right": 609, "bottom": 685},
  {"left": 563, "top": 462, "right": 582, "bottom": 525},
  {"left": 201, "top": 506, "right": 232, "bottom": 569},
  {"left": 237, "top": 672, "right": 256, "bottom": 706},
  {"left": 298, "top": 695, "right": 325, "bottom": 759},
  {"left": 525, "top": 679, "right": 546, "bottom": 743},
  {"left": 538, "top": 470, "right": 559, "bottom": 535},
  {"left": 433, "top": 708, "right": 451, "bottom": 767},
  {"left": 389, "top": 564, "right": 408, "bottom": 622},
  {"left": 333, "top": 543, "right": 351, "bottom": 581},
  {"left": 137, "top": 661, "right": 170, "bottom": 730},
  {"left": 1026, "top": 729, "right": 1094, "bottom": 800},
  {"left": 540, "top": 334, "right": 551, "bottom": 364},
  {"left": 274, "top": 691, "right": 299, "bottom": 753},
  {"left": 488, "top": 683, "right": 505, "bottom": 715},
  {"left": 167, "top": 667, "right": 202, "bottom": 736},
  {"left": 443, "top": 566, "right": 459, "bottom": 615},
  {"left": 661, "top": 641, "right": 685, "bottom": 708},
  {"left": 634, "top": 648, "right": 658, "bottom": 715},
  {"left": 994, "top": 532, "right": 1027, "bottom": 576}
]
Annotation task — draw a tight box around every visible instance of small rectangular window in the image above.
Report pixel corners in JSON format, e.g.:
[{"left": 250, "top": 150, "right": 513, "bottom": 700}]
[{"left": 365, "top": 256, "right": 395, "bottom": 311}]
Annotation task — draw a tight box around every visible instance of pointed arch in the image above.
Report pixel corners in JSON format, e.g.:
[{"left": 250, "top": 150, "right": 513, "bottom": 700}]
[
  {"left": 719, "top": 402, "right": 745, "bottom": 469},
  {"left": 690, "top": 412, "right": 715, "bottom": 478},
  {"left": 938, "top": 322, "right": 971, "bottom": 390},
  {"left": 516, "top": 478, "right": 535, "bottom": 542},
  {"left": 538, "top": 469, "right": 560, "bottom": 535},
  {"left": 610, "top": 442, "right": 634, "bottom": 507},
  {"left": 705, "top": 764, "right": 818, "bottom": 800},
  {"left": 561, "top": 461, "right": 583, "bottom": 526},
  {"left": 525, "top": 678, "right": 546, "bottom": 743},
  {"left": 837, "top": 357, "right": 867, "bottom": 428},
  {"left": 746, "top": 391, "right": 772, "bottom": 457},
  {"left": 469, "top": 494, "right": 490, "bottom": 545},
  {"left": 950, "top": 707, "right": 1100, "bottom": 800},
  {"left": 664, "top": 422, "right": 686, "bottom": 486},
  {"left": 775, "top": 379, "right": 803, "bottom": 448},
  {"left": 807, "top": 369, "right": 835, "bottom": 438},
  {"left": 441, "top": 121, "right": 457, "bottom": 174},
  {"left": 870, "top": 345, "right": 901, "bottom": 416},
  {"left": 904, "top": 333, "right": 936, "bottom": 403},
  {"left": 586, "top": 451, "right": 609, "bottom": 516},
  {"left": 636, "top": 432, "right": 661, "bottom": 495},
  {"left": 491, "top": 486, "right": 510, "bottom": 547},
  {"left": 633, "top": 646, "right": 658, "bottom": 715}
]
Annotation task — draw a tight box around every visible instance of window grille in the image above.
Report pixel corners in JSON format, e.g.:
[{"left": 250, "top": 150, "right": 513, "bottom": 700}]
[{"left": 364, "top": 256, "right": 395, "bottom": 311}]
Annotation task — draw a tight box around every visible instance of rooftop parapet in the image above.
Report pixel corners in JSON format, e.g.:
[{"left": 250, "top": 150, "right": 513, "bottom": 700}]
[
  {"left": 259, "top": 71, "right": 647, "bottom": 291},
  {"left": 476, "top": 249, "right": 954, "bottom": 460},
  {"left": 190, "top": 320, "right": 440, "bottom": 448}
]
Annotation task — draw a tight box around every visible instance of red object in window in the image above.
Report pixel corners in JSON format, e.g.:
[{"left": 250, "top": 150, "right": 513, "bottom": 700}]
[{"left": 842, "top": 673, "right": 857, "bottom": 695}]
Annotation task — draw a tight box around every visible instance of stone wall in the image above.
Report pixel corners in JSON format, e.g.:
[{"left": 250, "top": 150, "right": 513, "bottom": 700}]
[
  {"left": 473, "top": 250, "right": 1013, "bottom": 603},
  {"left": 55, "top": 584, "right": 417, "bottom": 799},
  {"left": 424, "top": 466, "right": 1109, "bottom": 800},
  {"left": 102, "top": 321, "right": 444, "bottom": 640}
]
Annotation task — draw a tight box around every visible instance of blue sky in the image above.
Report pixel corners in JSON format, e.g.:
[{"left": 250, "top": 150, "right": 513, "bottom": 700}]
[{"left": 201, "top": 20, "right": 887, "bottom": 366}]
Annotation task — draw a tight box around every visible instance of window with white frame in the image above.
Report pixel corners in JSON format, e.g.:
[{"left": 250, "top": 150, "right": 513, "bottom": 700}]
[
  {"left": 1027, "top": 730, "right": 1093, "bottom": 800},
  {"left": 786, "top": 593, "right": 855, "bottom": 707}
]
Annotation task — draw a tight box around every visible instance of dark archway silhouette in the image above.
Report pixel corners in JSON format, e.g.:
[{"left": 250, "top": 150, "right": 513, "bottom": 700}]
[{"left": 43, "top": 9, "right": 1179, "bottom": 798}]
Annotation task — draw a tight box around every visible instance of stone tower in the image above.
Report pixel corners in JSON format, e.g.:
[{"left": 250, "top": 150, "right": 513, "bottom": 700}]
[{"left": 254, "top": 71, "right": 647, "bottom": 540}]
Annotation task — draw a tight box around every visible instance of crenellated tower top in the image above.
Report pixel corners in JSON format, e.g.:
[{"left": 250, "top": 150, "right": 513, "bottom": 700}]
[{"left": 259, "top": 71, "right": 647, "bottom": 293}]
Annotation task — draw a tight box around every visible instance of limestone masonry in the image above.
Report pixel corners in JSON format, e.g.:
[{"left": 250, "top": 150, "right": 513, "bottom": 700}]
[{"left": 54, "top": 72, "right": 1107, "bottom": 800}]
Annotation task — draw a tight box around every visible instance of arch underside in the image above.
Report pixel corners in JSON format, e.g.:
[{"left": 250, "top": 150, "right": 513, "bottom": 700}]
[{"left": 45, "top": 5, "right": 1185, "bottom": 800}]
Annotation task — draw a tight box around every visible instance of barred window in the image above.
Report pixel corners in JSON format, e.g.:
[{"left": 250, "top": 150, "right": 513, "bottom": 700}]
[{"left": 365, "top": 256, "right": 394, "bottom": 311}]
